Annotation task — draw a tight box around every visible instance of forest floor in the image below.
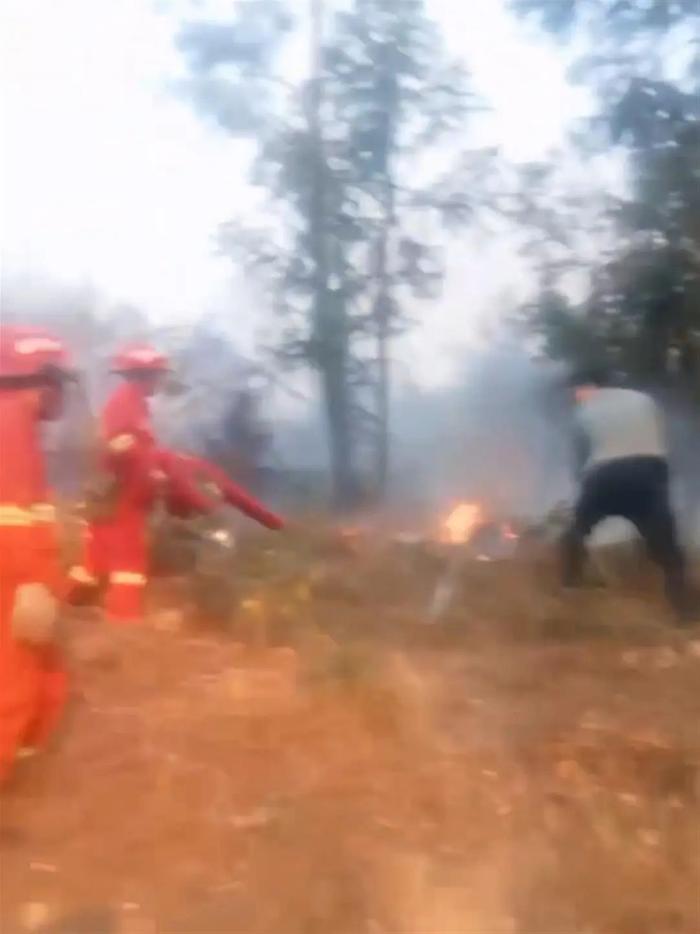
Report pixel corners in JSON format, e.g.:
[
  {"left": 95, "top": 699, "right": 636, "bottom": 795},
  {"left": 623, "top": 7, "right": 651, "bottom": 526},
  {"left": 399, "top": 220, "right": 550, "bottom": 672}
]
[{"left": 1, "top": 525, "right": 699, "bottom": 934}]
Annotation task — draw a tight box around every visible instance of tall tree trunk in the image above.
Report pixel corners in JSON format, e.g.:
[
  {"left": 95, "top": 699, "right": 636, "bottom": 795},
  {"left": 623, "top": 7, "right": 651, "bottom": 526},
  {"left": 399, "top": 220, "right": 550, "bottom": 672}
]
[
  {"left": 371, "top": 47, "right": 398, "bottom": 501},
  {"left": 372, "top": 106, "right": 397, "bottom": 499},
  {"left": 375, "top": 258, "right": 390, "bottom": 500},
  {"left": 322, "top": 353, "right": 356, "bottom": 509},
  {"left": 307, "top": 0, "right": 355, "bottom": 509}
]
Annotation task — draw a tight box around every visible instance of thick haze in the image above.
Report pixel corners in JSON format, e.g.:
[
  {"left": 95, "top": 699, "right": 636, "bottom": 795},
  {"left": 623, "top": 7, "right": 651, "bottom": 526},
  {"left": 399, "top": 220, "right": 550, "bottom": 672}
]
[{"left": 1, "top": 0, "right": 590, "bottom": 386}]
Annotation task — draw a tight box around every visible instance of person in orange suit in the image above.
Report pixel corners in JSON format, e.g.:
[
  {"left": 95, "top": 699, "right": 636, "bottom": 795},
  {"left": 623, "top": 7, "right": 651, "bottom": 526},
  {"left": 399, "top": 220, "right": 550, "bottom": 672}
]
[
  {"left": 162, "top": 450, "right": 284, "bottom": 530},
  {"left": 68, "top": 344, "right": 212, "bottom": 623},
  {"left": 0, "top": 325, "right": 76, "bottom": 783}
]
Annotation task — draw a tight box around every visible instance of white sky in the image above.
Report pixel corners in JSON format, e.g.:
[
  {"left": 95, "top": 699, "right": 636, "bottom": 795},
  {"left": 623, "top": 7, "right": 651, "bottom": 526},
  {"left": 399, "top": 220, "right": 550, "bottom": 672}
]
[{"left": 1, "top": 0, "right": 591, "bottom": 384}]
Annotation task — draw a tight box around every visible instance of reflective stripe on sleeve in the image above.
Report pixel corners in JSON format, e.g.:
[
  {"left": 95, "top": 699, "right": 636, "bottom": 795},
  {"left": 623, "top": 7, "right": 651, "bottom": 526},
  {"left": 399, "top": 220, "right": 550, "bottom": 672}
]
[
  {"left": 0, "top": 503, "right": 59, "bottom": 527},
  {"left": 109, "top": 571, "right": 147, "bottom": 586},
  {"left": 30, "top": 503, "right": 57, "bottom": 523},
  {"left": 0, "top": 505, "right": 34, "bottom": 527},
  {"left": 68, "top": 566, "right": 98, "bottom": 585},
  {"left": 108, "top": 434, "right": 136, "bottom": 453}
]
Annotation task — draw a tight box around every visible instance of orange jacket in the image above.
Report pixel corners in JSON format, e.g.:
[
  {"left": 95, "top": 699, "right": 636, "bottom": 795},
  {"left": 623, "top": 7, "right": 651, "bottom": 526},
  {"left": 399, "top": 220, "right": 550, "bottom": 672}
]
[
  {"left": 0, "top": 391, "right": 62, "bottom": 593},
  {"left": 98, "top": 383, "right": 216, "bottom": 518},
  {"left": 98, "top": 382, "right": 162, "bottom": 509},
  {"left": 0, "top": 328, "right": 71, "bottom": 782}
]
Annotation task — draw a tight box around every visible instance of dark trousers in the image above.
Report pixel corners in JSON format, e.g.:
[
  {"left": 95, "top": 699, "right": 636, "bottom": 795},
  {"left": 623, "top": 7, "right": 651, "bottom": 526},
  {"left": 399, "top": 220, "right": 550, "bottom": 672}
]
[{"left": 562, "top": 456, "right": 689, "bottom": 621}]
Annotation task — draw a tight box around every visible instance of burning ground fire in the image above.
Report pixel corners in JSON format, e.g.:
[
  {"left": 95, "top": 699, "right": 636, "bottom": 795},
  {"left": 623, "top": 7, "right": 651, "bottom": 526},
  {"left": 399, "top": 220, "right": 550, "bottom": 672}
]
[
  {"left": 334, "top": 502, "right": 518, "bottom": 557},
  {"left": 439, "top": 502, "right": 520, "bottom": 555},
  {"left": 427, "top": 502, "right": 522, "bottom": 622},
  {"left": 440, "top": 502, "right": 484, "bottom": 545}
]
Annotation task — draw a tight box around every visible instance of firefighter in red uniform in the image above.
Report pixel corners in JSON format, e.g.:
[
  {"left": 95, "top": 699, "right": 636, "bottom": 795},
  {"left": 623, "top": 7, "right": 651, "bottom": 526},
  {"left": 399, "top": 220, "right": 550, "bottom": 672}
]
[
  {"left": 0, "top": 325, "right": 76, "bottom": 783},
  {"left": 162, "top": 450, "right": 284, "bottom": 530},
  {"left": 69, "top": 344, "right": 212, "bottom": 623}
]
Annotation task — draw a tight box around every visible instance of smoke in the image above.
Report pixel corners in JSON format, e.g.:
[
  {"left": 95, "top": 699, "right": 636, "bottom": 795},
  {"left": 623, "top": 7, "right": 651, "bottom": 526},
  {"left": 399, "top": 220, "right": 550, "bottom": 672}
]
[
  {"left": 266, "top": 343, "right": 689, "bottom": 550},
  {"left": 151, "top": 315, "right": 256, "bottom": 451},
  {"left": 6, "top": 270, "right": 697, "bottom": 542},
  {"left": 388, "top": 344, "right": 700, "bottom": 543},
  {"left": 1, "top": 275, "right": 255, "bottom": 491},
  {"left": 390, "top": 340, "right": 572, "bottom": 519},
  {"left": 270, "top": 340, "right": 573, "bottom": 521}
]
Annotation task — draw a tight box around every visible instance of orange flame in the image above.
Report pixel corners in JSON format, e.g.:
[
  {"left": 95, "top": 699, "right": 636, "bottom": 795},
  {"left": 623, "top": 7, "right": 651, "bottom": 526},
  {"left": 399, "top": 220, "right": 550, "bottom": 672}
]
[{"left": 441, "top": 502, "right": 484, "bottom": 545}]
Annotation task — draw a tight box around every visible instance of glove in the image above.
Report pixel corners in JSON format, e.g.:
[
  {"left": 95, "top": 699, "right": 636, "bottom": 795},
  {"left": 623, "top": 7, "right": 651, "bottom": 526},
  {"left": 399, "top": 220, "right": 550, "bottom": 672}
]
[{"left": 11, "top": 583, "right": 59, "bottom": 646}]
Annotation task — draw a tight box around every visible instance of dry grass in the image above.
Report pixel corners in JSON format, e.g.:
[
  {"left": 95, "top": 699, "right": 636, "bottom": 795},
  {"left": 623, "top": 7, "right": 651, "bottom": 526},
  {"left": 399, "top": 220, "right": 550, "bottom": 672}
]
[{"left": 1, "top": 524, "right": 699, "bottom": 933}]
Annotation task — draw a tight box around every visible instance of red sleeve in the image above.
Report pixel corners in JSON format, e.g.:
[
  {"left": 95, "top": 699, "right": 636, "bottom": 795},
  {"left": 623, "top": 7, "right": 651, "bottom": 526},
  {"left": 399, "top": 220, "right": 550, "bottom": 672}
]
[
  {"left": 100, "top": 386, "right": 152, "bottom": 479},
  {"left": 158, "top": 449, "right": 217, "bottom": 517},
  {"left": 188, "top": 456, "right": 284, "bottom": 530}
]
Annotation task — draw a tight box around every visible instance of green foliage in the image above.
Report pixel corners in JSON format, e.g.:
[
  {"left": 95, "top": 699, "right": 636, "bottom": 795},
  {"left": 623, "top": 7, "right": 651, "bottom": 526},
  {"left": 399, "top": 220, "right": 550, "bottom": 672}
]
[
  {"left": 512, "top": 0, "right": 700, "bottom": 52},
  {"left": 511, "top": 0, "right": 578, "bottom": 36},
  {"left": 212, "top": 0, "right": 480, "bottom": 357},
  {"left": 175, "top": 0, "right": 294, "bottom": 135},
  {"left": 525, "top": 289, "right": 606, "bottom": 369},
  {"left": 511, "top": 0, "right": 700, "bottom": 392}
]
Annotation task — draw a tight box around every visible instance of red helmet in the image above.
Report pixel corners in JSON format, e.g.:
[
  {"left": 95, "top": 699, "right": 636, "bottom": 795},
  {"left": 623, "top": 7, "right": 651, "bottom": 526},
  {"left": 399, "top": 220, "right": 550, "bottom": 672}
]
[
  {"left": 0, "top": 325, "right": 74, "bottom": 380},
  {"left": 111, "top": 343, "right": 170, "bottom": 374}
]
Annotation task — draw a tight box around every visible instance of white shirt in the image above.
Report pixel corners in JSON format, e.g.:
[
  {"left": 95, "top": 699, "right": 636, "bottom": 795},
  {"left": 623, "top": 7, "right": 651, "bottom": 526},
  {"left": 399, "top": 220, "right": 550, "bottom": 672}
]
[{"left": 576, "top": 388, "right": 667, "bottom": 471}]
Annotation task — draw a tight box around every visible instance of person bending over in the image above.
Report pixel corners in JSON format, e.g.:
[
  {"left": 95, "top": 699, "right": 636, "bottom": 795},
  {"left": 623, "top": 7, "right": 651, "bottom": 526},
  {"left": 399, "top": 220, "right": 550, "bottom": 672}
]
[{"left": 562, "top": 366, "right": 693, "bottom": 626}]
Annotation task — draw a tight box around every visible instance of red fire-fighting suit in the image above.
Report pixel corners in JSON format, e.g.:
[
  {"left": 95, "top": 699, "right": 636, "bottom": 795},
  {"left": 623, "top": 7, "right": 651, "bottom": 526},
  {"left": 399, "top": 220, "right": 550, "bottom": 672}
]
[
  {"left": 162, "top": 452, "right": 284, "bottom": 530},
  {"left": 69, "top": 346, "right": 212, "bottom": 622},
  {"left": 0, "top": 327, "right": 72, "bottom": 782}
]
